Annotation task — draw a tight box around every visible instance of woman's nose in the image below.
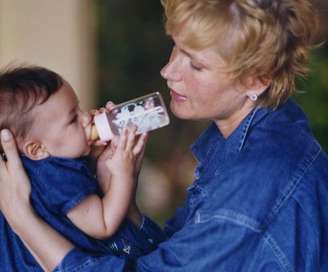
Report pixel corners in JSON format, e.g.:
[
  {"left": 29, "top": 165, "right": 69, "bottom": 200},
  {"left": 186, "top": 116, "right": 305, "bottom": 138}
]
[
  {"left": 160, "top": 64, "right": 170, "bottom": 79},
  {"left": 160, "top": 47, "right": 182, "bottom": 82}
]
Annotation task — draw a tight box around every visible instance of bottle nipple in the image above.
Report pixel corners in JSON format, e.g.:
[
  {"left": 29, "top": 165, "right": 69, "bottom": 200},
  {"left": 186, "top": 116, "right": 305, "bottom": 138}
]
[
  {"left": 90, "top": 124, "right": 99, "bottom": 141},
  {"left": 92, "top": 112, "right": 114, "bottom": 142}
]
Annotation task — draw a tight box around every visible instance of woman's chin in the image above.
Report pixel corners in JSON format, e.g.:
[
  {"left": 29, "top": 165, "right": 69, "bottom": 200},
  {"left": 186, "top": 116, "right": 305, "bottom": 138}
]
[{"left": 170, "top": 102, "right": 192, "bottom": 120}]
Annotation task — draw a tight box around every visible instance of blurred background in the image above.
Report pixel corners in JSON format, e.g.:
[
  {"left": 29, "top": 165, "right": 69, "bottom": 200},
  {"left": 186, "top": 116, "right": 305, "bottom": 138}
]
[{"left": 0, "top": 0, "right": 327, "bottom": 225}]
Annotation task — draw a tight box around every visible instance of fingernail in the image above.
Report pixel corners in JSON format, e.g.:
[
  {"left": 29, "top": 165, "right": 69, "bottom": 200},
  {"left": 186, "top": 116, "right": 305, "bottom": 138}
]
[
  {"left": 1, "top": 129, "right": 12, "bottom": 141},
  {"left": 106, "top": 101, "right": 113, "bottom": 106}
]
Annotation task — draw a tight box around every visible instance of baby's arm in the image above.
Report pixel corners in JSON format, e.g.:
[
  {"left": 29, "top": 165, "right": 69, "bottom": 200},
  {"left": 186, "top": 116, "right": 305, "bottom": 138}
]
[{"left": 67, "top": 127, "right": 147, "bottom": 239}]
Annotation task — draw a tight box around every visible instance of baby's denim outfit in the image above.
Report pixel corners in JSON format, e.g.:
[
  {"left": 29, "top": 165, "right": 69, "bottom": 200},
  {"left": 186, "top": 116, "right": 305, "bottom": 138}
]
[{"left": 0, "top": 156, "right": 157, "bottom": 271}]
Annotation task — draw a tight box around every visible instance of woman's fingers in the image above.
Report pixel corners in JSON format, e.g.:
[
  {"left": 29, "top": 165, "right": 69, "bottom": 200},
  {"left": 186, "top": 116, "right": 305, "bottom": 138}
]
[
  {"left": 0, "top": 129, "right": 23, "bottom": 170},
  {"left": 0, "top": 152, "right": 6, "bottom": 171},
  {"left": 0, "top": 129, "right": 32, "bottom": 211}
]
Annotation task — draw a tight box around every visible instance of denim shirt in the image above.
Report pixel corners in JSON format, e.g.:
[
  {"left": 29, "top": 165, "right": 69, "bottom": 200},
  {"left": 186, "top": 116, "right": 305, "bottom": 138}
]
[
  {"left": 0, "top": 157, "right": 160, "bottom": 272},
  {"left": 55, "top": 99, "right": 328, "bottom": 271}
]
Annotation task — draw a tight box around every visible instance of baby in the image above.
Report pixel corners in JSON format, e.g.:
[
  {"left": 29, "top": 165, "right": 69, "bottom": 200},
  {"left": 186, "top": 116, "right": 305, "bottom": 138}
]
[{"left": 0, "top": 66, "right": 153, "bottom": 271}]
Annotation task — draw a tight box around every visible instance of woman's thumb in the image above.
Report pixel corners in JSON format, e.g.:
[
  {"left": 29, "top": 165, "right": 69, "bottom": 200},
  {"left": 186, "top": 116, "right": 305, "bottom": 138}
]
[{"left": 1, "top": 129, "right": 22, "bottom": 167}]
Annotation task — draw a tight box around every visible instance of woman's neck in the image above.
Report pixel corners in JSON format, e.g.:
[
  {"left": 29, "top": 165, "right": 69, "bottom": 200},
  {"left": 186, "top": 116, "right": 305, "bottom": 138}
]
[{"left": 215, "top": 100, "right": 256, "bottom": 139}]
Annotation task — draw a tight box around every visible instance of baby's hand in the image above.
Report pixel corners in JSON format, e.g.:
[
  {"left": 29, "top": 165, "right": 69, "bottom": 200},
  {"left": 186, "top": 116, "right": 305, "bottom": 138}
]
[
  {"left": 96, "top": 140, "right": 117, "bottom": 193},
  {"left": 85, "top": 102, "right": 117, "bottom": 158},
  {"left": 106, "top": 126, "right": 147, "bottom": 180}
]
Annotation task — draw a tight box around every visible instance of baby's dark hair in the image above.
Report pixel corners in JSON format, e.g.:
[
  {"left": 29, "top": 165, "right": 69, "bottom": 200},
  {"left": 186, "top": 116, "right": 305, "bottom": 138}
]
[{"left": 0, "top": 65, "right": 64, "bottom": 145}]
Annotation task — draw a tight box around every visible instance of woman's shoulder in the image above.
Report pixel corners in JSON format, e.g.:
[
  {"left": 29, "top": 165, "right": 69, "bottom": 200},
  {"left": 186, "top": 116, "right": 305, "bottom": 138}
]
[
  {"left": 247, "top": 99, "right": 320, "bottom": 163},
  {"left": 201, "top": 99, "right": 327, "bottom": 229}
]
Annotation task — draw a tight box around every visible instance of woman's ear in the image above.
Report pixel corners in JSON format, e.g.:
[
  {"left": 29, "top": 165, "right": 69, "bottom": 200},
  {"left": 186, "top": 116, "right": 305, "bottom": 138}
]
[
  {"left": 22, "top": 141, "right": 49, "bottom": 160},
  {"left": 244, "top": 76, "right": 271, "bottom": 101}
]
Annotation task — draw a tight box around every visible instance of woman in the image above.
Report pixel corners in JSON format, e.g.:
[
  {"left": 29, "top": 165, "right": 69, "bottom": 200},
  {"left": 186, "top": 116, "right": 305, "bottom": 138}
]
[{"left": 1, "top": 0, "right": 328, "bottom": 271}]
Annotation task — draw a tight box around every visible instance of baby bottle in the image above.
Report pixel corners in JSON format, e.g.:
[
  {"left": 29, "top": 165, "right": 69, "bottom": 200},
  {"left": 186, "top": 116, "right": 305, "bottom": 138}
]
[{"left": 91, "top": 92, "right": 170, "bottom": 141}]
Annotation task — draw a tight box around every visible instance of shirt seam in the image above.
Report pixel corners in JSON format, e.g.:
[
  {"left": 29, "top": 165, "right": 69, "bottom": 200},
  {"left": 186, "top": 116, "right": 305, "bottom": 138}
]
[
  {"left": 238, "top": 107, "right": 259, "bottom": 152},
  {"left": 261, "top": 142, "right": 322, "bottom": 230},
  {"left": 263, "top": 232, "right": 293, "bottom": 272},
  {"left": 197, "top": 210, "right": 292, "bottom": 271},
  {"left": 196, "top": 209, "right": 262, "bottom": 233}
]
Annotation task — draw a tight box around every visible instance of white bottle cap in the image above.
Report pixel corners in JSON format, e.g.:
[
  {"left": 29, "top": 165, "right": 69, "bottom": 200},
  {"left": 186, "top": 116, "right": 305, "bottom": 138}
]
[{"left": 94, "top": 112, "right": 113, "bottom": 141}]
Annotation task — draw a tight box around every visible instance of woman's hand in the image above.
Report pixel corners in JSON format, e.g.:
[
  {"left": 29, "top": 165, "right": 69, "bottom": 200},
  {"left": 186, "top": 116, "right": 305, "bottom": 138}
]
[
  {"left": 0, "top": 129, "right": 32, "bottom": 227},
  {"left": 0, "top": 129, "right": 76, "bottom": 271}
]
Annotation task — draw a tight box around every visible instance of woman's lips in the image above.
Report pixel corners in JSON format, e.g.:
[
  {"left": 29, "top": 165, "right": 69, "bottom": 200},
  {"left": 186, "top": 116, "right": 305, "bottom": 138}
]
[{"left": 170, "top": 90, "right": 187, "bottom": 102}]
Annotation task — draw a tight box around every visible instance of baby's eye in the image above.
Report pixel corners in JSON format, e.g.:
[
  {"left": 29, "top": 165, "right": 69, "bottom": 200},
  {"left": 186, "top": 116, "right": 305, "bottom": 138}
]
[{"left": 69, "top": 115, "right": 78, "bottom": 124}]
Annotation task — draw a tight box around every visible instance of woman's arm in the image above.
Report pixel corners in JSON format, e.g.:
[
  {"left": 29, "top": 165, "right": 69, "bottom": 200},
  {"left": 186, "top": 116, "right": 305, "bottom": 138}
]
[{"left": 0, "top": 129, "right": 73, "bottom": 271}]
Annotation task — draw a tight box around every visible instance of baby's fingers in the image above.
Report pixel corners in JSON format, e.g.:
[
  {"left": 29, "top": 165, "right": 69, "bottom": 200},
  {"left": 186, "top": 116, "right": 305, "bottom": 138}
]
[
  {"left": 106, "top": 101, "right": 116, "bottom": 111},
  {"left": 93, "top": 139, "right": 108, "bottom": 146},
  {"left": 89, "top": 107, "right": 107, "bottom": 118},
  {"left": 125, "top": 126, "right": 137, "bottom": 152},
  {"left": 117, "top": 127, "right": 128, "bottom": 151},
  {"left": 133, "top": 133, "right": 148, "bottom": 156}
]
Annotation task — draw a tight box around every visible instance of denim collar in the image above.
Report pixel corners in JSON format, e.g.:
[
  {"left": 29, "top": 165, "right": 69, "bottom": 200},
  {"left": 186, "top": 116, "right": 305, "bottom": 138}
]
[{"left": 191, "top": 105, "right": 272, "bottom": 163}]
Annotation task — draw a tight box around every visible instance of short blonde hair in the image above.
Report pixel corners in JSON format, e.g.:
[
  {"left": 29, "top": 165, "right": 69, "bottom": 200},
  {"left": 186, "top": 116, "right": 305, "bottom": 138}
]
[{"left": 161, "top": 0, "right": 319, "bottom": 107}]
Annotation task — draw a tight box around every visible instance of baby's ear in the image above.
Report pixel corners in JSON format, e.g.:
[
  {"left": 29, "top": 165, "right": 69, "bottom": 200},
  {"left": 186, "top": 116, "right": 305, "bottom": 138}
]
[{"left": 23, "top": 141, "right": 49, "bottom": 160}]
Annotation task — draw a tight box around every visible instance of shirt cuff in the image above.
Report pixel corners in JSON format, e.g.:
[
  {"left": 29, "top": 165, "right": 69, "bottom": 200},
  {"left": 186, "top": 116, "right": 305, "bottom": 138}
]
[
  {"left": 138, "top": 215, "right": 146, "bottom": 230},
  {"left": 138, "top": 216, "right": 167, "bottom": 245},
  {"left": 53, "top": 248, "right": 126, "bottom": 272}
]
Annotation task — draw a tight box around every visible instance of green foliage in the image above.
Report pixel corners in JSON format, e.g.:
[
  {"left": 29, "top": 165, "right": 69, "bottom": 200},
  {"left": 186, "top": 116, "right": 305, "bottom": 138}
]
[
  {"left": 95, "top": 0, "right": 170, "bottom": 103},
  {"left": 95, "top": 0, "right": 203, "bottom": 163},
  {"left": 295, "top": 43, "right": 328, "bottom": 151}
]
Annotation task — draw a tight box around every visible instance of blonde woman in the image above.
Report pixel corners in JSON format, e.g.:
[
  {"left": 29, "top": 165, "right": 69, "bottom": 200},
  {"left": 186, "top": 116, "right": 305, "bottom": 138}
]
[{"left": 1, "top": 0, "right": 327, "bottom": 271}]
